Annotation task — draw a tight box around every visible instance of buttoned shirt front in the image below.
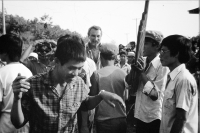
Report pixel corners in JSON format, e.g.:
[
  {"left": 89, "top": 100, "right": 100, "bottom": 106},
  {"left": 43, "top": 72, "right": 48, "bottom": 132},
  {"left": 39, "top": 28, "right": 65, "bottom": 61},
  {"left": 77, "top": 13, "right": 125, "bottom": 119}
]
[
  {"left": 134, "top": 55, "right": 169, "bottom": 123},
  {"left": 160, "top": 64, "right": 198, "bottom": 133},
  {"left": 115, "top": 63, "right": 131, "bottom": 75},
  {"left": 21, "top": 69, "right": 88, "bottom": 133}
]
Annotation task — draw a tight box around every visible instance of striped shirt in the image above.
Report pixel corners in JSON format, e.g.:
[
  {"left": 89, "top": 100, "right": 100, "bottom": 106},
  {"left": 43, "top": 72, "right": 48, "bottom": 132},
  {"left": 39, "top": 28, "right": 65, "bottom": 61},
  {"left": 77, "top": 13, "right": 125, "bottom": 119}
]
[{"left": 21, "top": 69, "right": 88, "bottom": 133}]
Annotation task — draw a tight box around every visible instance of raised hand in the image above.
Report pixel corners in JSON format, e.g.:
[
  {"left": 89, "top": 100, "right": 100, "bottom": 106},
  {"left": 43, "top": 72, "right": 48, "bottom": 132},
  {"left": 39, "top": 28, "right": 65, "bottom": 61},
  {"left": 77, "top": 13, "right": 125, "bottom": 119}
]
[
  {"left": 99, "top": 90, "right": 126, "bottom": 109},
  {"left": 12, "top": 73, "right": 30, "bottom": 100}
]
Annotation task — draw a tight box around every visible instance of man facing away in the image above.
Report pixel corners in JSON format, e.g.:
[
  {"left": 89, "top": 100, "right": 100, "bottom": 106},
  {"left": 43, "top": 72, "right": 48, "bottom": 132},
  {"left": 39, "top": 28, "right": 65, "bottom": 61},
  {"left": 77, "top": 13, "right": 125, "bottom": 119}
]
[
  {"left": 159, "top": 35, "right": 198, "bottom": 133},
  {"left": 0, "top": 34, "right": 32, "bottom": 133},
  {"left": 89, "top": 43, "right": 127, "bottom": 133},
  {"left": 125, "top": 30, "right": 169, "bottom": 133},
  {"left": 11, "top": 34, "right": 125, "bottom": 133}
]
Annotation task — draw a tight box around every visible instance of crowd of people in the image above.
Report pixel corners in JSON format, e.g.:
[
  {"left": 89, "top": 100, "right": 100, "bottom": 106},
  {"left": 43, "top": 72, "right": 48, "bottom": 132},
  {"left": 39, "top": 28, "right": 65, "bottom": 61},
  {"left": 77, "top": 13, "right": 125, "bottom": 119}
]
[{"left": 0, "top": 25, "right": 199, "bottom": 133}]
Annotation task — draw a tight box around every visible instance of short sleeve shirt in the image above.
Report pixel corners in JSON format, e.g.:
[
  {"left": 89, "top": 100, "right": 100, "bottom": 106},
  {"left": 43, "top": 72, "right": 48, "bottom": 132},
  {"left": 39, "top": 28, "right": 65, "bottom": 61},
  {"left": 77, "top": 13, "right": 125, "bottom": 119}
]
[
  {"left": 160, "top": 64, "right": 198, "bottom": 133},
  {"left": 21, "top": 69, "right": 88, "bottom": 133}
]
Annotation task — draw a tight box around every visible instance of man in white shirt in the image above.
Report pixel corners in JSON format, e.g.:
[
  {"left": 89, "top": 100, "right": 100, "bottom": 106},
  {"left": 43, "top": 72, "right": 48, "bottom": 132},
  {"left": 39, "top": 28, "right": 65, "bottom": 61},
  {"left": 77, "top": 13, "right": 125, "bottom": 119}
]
[
  {"left": 0, "top": 34, "right": 32, "bottom": 133},
  {"left": 125, "top": 30, "right": 169, "bottom": 133},
  {"left": 159, "top": 35, "right": 198, "bottom": 133}
]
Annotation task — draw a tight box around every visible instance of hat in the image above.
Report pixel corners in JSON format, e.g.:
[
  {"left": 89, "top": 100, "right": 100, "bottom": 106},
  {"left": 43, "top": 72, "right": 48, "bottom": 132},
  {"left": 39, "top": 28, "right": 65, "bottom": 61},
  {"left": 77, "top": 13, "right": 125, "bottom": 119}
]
[
  {"left": 127, "top": 51, "right": 135, "bottom": 57},
  {"left": 100, "top": 43, "right": 118, "bottom": 55},
  {"left": 28, "top": 52, "right": 38, "bottom": 60},
  {"left": 145, "top": 30, "right": 164, "bottom": 44}
]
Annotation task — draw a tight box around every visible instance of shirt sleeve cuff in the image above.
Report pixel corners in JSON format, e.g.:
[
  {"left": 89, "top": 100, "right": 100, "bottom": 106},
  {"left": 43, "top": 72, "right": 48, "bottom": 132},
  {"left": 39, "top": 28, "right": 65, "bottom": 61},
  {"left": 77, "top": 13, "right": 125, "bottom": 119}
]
[{"left": 143, "top": 81, "right": 154, "bottom": 94}]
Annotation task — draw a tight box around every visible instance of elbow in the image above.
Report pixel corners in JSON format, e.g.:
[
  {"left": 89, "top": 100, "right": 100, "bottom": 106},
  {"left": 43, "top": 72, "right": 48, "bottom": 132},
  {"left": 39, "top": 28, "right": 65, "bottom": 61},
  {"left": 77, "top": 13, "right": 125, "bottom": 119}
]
[{"left": 11, "top": 119, "right": 22, "bottom": 129}]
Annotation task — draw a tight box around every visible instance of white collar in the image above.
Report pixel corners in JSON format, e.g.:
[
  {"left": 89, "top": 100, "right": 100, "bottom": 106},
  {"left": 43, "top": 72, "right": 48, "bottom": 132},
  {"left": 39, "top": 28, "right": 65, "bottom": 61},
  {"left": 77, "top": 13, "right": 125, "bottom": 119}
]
[{"left": 169, "top": 64, "right": 185, "bottom": 81}]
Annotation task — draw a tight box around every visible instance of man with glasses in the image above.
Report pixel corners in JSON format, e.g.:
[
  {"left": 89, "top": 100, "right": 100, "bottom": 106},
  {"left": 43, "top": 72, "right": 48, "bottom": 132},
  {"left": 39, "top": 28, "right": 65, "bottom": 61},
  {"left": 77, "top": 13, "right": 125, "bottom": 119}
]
[
  {"left": 125, "top": 30, "right": 169, "bottom": 133},
  {"left": 159, "top": 35, "right": 198, "bottom": 133}
]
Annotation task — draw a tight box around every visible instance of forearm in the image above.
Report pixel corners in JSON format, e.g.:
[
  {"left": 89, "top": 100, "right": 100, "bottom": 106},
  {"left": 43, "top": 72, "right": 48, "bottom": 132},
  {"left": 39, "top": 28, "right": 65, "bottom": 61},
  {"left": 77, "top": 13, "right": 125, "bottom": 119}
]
[
  {"left": 170, "top": 117, "right": 186, "bottom": 133},
  {"left": 85, "top": 92, "right": 103, "bottom": 110},
  {"left": 11, "top": 99, "right": 26, "bottom": 128}
]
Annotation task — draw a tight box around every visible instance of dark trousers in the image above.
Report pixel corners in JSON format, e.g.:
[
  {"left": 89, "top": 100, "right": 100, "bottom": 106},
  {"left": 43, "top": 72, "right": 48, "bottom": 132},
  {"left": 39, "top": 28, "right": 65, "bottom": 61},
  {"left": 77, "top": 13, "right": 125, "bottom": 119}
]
[
  {"left": 96, "top": 117, "right": 127, "bottom": 133},
  {"left": 136, "top": 119, "right": 160, "bottom": 133}
]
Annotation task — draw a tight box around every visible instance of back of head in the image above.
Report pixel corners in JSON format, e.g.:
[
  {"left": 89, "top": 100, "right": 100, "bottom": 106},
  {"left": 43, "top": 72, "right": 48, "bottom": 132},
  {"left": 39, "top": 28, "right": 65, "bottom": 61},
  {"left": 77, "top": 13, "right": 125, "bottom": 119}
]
[
  {"left": 55, "top": 34, "right": 86, "bottom": 65},
  {"left": 100, "top": 43, "right": 118, "bottom": 60},
  {"left": 161, "top": 35, "right": 192, "bottom": 63},
  {"left": 0, "top": 34, "right": 23, "bottom": 62},
  {"left": 87, "top": 25, "right": 102, "bottom": 36}
]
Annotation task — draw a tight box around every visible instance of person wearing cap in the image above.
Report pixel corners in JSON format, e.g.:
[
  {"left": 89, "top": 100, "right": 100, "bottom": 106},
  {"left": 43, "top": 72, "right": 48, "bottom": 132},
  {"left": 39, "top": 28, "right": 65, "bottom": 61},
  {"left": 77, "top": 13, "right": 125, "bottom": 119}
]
[
  {"left": 89, "top": 43, "right": 127, "bottom": 133},
  {"left": 125, "top": 30, "right": 169, "bottom": 133},
  {"left": 11, "top": 34, "right": 125, "bottom": 133},
  {"left": 28, "top": 52, "right": 38, "bottom": 61},
  {"left": 159, "top": 35, "right": 198, "bottom": 133},
  {"left": 20, "top": 40, "right": 56, "bottom": 75},
  {"left": 115, "top": 50, "right": 131, "bottom": 75},
  {"left": 127, "top": 51, "right": 135, "bottom": 65}
]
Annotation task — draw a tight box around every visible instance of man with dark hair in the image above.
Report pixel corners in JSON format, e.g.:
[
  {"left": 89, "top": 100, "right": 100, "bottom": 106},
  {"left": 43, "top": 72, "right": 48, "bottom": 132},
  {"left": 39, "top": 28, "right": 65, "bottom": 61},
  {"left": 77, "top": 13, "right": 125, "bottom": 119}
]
[
  {"left": 0, "top": 34, "right": 32, "bottom": 132},
  {"left": 89, "top": 43, "right": 127, "bottom": 133},
  {"left": 86, "top": 25, "right": 102, "bottom": 70},
  {"left": 159, "top": 35, "right": 198, "bottom": 133},
  {"left": 11, "top": 34, "right": 125, "bottom": 133},
  {"left": 125, "top": 30, "right": 169, "bottom": 133},
  {"left": 115, "top": 50, "right": 131, "bottom": 75}
]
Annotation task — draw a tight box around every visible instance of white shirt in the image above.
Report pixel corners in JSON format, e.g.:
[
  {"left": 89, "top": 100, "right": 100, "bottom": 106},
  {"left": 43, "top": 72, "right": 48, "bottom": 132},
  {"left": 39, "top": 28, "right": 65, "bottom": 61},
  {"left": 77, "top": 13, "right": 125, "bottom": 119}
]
[
  {"left": 134, "top": 55, "right": 169, "bottom": 123},
  {"left": 160, "top": 64, "right": 198, "bottom": 133}
]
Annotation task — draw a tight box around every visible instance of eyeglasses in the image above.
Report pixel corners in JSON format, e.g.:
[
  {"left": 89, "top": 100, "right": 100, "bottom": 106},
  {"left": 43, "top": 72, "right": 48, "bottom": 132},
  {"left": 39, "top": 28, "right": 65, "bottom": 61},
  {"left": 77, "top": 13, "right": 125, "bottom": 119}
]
[{"left": 160, "top": 49, "right": 170, "bottom": 55}]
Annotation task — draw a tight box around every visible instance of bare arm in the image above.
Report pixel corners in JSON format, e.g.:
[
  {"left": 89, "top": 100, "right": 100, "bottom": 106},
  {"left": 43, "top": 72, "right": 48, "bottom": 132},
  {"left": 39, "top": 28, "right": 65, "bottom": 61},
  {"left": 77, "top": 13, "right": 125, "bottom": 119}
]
[
  {"left": 170, "top": 108, "right": 187, "bottom": 133},
  {"left": 11, "top": 74, "right": 30, "bottom": 128}
]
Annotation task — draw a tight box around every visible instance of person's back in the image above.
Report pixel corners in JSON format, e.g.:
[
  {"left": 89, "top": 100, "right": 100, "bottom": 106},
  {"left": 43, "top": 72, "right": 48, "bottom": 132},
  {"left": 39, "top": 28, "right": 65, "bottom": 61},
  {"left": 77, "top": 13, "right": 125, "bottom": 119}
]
[
  {"left": 90, "top": 43, "right": 127, "bottom": 133},
  {"left": 95, "top": 66, "right": 126, "bottom": 120},
  {"left": 0, "top": 34, "right": 32, "bottom": 133}
]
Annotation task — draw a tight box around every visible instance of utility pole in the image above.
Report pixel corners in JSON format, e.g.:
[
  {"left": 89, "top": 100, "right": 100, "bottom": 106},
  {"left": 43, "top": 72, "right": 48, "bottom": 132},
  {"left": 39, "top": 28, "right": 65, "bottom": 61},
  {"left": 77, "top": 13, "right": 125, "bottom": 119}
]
[
  {"left": 132, "top": 18, "right": 140, "bottom": 42},
  {"left": 2, "top": 0, "right": 6, "bottom": 34}
]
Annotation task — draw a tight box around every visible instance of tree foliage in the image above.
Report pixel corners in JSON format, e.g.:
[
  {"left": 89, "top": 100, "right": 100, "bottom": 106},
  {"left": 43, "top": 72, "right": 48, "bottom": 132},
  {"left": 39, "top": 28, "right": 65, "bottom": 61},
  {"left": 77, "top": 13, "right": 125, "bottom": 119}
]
[{"left": 0, "top": 13, "right": 82, "bottom": 48}]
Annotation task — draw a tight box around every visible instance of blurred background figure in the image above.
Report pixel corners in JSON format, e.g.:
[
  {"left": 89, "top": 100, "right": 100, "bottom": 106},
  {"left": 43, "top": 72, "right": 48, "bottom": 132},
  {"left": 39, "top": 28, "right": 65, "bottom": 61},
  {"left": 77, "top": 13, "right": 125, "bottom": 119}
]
[
  {"left": 27, "top": 52, "right": 38, "bottom": 61},
  {"left": 127, "top": 51, "right": 135, "bottom": 65}
]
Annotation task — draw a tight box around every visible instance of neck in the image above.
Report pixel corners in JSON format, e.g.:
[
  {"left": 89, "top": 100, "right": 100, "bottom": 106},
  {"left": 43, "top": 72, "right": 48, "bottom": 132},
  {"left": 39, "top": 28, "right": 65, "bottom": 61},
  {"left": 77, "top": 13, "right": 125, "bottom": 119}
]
[
  {"left": 168, "top": 61, "right": 181, "bottom": 72},
  {"left": 102, "top": 60, "right": 114, "bottom": 67},
  {"left": 147, "top": 53, "right": 158, "bottom": 63}
]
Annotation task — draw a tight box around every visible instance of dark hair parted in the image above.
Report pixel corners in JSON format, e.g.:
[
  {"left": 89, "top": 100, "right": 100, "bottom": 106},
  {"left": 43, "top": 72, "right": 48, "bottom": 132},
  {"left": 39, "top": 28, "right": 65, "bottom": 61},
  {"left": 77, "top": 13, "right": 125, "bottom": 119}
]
[
  {"left": 87, "top": 25, "right": 102, "bottom": 36},
  {"left": 55, "top": 34, "right": 86, "bottom": 65},
  {"left": 0, "top": 34, "right": 23, "bottom": 62},
  {"left": 161, "top": 35, "right": 192, "bottom": 63}
]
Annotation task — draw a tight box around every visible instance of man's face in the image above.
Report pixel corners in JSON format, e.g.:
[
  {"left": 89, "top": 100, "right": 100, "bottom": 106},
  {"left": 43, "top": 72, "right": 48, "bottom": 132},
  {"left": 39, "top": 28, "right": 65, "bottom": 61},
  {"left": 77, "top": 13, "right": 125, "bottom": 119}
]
[
  {"left": 159, "top": 46, "right": 175, "bottom": 67},
  {"left": 120, "top": 54, "right": 127, "bottom": 63},
  {"left": 88, "top": 29, "right": 102, "bottom": 45},
  {"left": 127, "top": 56, "right": 134, "bottom": 64},
  {"left": 55, "top": 59, "right": 84, "bottom": 83},
  {"left": 143, "top": 41, "right": 157, "bottom": 57}
]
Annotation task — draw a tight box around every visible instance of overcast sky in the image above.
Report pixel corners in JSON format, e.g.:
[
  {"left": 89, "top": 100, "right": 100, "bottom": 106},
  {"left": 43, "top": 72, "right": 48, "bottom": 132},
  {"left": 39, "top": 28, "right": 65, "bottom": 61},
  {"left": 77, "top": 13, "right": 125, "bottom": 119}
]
[{"left": 2, "top": 0, "right": 199, "bottom": 45}]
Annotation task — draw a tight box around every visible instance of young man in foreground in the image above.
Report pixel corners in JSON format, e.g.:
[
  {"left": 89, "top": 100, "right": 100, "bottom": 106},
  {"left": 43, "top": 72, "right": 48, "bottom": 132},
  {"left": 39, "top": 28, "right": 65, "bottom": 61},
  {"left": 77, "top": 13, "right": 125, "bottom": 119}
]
[{"left": 11, "top": 34, "right": 125, "bottom": 133}]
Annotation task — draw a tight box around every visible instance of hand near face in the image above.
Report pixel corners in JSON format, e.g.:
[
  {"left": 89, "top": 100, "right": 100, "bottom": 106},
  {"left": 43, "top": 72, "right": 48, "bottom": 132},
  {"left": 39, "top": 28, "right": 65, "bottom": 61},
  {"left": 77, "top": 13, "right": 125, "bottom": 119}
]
[
  {"left": 12, "top": 73, "right": 30, "bottom": 100},
  {"left": 99, "top": 90, "right": 126, "bottom": 109}
]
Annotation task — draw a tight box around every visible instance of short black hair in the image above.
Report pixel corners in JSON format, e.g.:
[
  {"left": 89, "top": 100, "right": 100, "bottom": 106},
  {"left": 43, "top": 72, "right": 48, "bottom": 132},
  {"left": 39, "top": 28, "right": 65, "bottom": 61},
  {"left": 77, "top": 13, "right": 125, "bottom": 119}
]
[
  {"left": 0, "top": 34, "right": 23, "bottom": 62},
  {"left": 161, "top": 35, "right": 192, "bottom": 63},
  {"left": 55, "top": 34, "right": 86, "bottom": 65}
]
